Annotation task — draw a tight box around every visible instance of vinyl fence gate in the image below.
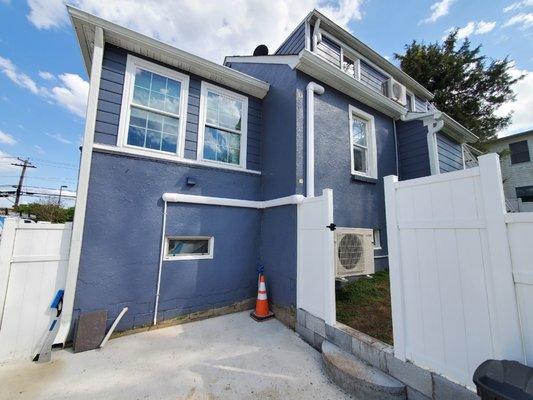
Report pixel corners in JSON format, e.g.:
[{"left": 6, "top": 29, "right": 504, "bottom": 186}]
[{"left": 0, "top": 219, "right": 72, "bottom": 363}]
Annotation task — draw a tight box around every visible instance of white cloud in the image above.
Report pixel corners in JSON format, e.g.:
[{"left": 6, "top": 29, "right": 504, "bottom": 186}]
[
  {"left": 38, "top": 71, "right": 54, "bottom": 80},
  {"left": 421, "top": 0, "right": 455, "bottom": 24},
  {"left": 49, "top": 73, "right": 89, "bottom": 117},
  {"left": 33, "top": 145, "right": 45, "bottom": 154},
  {"left": 46, "top": 132, "right": 73, "bottom": 144},
  {"left": 0, "top": 55, "right": 41, "bottom": 94},
  {"left": 496, "top": 68, "right": 533, "bottom": 136},
  {"left": 443, "top": 20, "right": 496, "bottom": 40},
  {"left": 26, "top": 0, "right": 364, "bottom": 63},
  {"left": 0, "top": 131, "right": 16, "bottom": 145},
  {"left": 503, "top": 12, "right": 533, "bottom": 29},
  {"left": 0, "top": 55, "right": 88, "bottom": 117},
  {"left": 27, "top": 0, "right": 68, "bottom": 29},
  {"left": 504, "top": 0, "right": 533, "bottom": 13},
  {"left": 0, "top": 150, "right": 18, "bottom": 171}
]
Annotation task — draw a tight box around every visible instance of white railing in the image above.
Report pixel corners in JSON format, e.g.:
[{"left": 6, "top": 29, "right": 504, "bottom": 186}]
[{"left": 385, "top": 153, "right": 531, "bottom": 389}]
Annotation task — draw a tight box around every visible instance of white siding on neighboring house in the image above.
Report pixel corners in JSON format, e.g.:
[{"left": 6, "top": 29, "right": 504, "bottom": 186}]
[{"left": 489, "top": 133, "right": 533, "bottom": 212}]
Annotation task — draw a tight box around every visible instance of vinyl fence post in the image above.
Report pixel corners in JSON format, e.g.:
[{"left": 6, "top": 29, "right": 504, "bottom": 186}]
[
  {"left": 384, "top": 175, "right": 406, "bottom": 361},
  {"left": 0, "top": 218, "right": 17, "bottom": 328},
  {"left": 478, "top": 154, "right": 524, "bottom": 362}
]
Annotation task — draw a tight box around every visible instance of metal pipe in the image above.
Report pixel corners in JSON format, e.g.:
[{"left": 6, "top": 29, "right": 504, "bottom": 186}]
[
  {"left": 153, "top": 200, "right": 167, "bottom": 325},
  {"left": 306, "top": 82, "right": 325, "bottom": 198}
]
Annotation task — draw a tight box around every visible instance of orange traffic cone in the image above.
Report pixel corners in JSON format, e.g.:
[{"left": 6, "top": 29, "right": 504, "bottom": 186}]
[{"left": 250, "top": 274, "right": 274, "bottom": 321}]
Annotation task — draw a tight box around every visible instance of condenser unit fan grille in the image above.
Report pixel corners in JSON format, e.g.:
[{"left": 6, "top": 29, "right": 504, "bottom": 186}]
[{"left": 337, "top": 234, "right": 364, "bottom": 270}]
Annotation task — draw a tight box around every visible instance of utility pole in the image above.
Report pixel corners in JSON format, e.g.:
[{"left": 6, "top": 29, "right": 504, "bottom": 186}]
[
  {"left": 11, "top": 157, "right": 36, "bottom": 208},
  {"left": 58, "top": 185, "right": 67, "bottom": 206}
]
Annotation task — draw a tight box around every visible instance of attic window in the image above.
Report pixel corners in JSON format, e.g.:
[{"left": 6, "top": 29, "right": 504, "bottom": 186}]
[{"left": 119, "top": 55, "right": 189, "bottom": 156}]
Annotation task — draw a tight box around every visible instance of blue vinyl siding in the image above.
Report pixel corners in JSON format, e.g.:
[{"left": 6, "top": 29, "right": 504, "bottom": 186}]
[
  {"left": 95, "top": 44, "right": 262, "bottom": 170},
  {"left": 360, "top": 60, "right": 388, "bottom": 95},
  {"left": 275, "top": 23, "right": 306, "bottom": 55},
  {"left": 396, "top": 120, "right": 431, "bottom": 180},
  {"left": 437, "top": 132, "right": 464, "bottom": 172}
]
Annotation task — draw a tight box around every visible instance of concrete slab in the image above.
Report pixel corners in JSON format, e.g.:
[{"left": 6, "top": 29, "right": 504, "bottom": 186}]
[{"left": 0, "top": 311, "right": 350, "bottom": 400}]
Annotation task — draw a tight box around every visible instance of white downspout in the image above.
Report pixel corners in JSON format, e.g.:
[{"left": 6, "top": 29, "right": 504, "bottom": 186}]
[
  {"left": 425, "top": 119, "right": 444, "bottom": 175},
  {"left": 306, "top": 82, "right": 325, "bottom": 198},
  {"left": 153, "top": 200, "right": 167, "bottom": 325}
]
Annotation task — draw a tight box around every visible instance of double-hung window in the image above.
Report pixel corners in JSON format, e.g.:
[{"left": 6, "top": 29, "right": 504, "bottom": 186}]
[
  {"left": 199, "top": 82, "right": 248, "bottom": 168},
  {"left": 119, "top": 55, "right": 189, "bottom": 155},
  {"left": 349, "top": 105, "right": 377, "bottom": 179}
]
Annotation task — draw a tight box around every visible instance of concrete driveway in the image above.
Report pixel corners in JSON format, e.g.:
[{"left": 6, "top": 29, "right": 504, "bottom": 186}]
[{"left": 0, "top": 311, "right": 350, "bottom": 400}]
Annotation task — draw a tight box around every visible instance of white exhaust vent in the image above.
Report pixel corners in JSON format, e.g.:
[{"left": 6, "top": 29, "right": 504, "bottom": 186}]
[
  {"left": 387, "top": 78, "right": 407, "bottom": 106},
  {"left": 334, "top": 228, "right": 375, "bottom": 277}
]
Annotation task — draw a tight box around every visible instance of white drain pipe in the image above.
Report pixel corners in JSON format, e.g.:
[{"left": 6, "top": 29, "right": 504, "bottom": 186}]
[
  {"left": 306, "top": 82, "right": 325, "bottom": 198},
  {"left": 153, "top": 193, "right": 305, "bottom": 325}
]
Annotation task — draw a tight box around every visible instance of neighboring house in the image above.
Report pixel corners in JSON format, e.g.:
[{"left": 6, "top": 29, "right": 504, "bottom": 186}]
[
  {"left": 489, "top": 130, "right": 533, "bottom": 212},
  {"left": 65, "top": 7, "right": 477, "bottom": 333}
]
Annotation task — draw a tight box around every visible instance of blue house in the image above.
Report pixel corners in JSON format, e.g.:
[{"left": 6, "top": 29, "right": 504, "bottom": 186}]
[{"left": 63, "top": 7, "right": 477, "bottom": 335}]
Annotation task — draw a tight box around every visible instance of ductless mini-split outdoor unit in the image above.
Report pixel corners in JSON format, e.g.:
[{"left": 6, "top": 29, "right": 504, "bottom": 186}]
[
  {"left": 387, "top": 78, "right": 407, "bottom": 106},
  {"left": 334, "top": 228, "right": 375, "bottom": 278}
]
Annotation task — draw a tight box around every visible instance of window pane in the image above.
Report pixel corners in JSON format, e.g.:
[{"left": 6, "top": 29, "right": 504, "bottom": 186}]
[
  {"left": 167, "top": 238, "right": 210, "bottom": 257},
  {"left": 203, "top": 127, "right": 240, "bottom": 165},
  {"left": 132, "top": 67, "right": 181, "bottom": 115},
  {"left": 128, "top": 107, "right": 179, "bottom": 153},
  {"left": 352, "top": 118, "right": 367, "bottom": 147},
  {"left": 353, "top": 146, "right": 367, "bottom": 173},
  {"left": 205, "top": 91, "right": 243, "bottom": 132}
]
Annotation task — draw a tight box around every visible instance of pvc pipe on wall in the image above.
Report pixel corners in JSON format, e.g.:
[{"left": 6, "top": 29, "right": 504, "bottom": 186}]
[
  {"left": 153, "top": 193, "right": 306, "bottom": 325},
  {"left": 306, "top": 82, "right": 325, "bottom": 198}
]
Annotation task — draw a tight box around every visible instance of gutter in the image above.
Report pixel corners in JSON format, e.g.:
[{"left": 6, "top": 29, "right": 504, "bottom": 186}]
[{"left": 153, "top": 193, "right": 306, "bottom": 325}]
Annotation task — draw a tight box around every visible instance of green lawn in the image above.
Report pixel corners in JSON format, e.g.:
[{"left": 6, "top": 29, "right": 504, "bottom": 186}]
[{"left": 335, "top": 271, "right": 393, "bottom": 345}]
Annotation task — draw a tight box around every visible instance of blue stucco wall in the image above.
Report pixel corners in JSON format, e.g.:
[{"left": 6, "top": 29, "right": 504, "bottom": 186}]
[
  {"left": 74, "top": 151, "right": 262, "bottom": 331},
  {"left": 95, "top": 44, "right": 262, "bottom": 170},
  {"left": 396, "top": 120, "right": 431, "bottom": 180},
  {"left": 296, "top": 71, "right": 396, "bottom": 270},
  {"left": 226, "top": 62, "right": 299, "bottom": 308},
  {"left": 275, "top": 23, "right": 306, "bottom": 55},
  {"left": 437, "top": 132, "right": 464, "bottom": 172}
]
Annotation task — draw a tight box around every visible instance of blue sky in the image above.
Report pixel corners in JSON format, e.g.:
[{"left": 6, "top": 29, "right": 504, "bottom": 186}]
[{"left": 0, "top": 0, "right": 531, "bottom": 204}]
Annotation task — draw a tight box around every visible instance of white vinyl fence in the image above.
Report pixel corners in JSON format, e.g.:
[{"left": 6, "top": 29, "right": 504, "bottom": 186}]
[
  {"left": 297, "top": 189, "right": 336, "bottom": 325},
  {"left": 0, "top": 219, "right": 72, "bottom": 363},
  {"left": 385, "top": 153, "right": 532, "bottom": 388}
]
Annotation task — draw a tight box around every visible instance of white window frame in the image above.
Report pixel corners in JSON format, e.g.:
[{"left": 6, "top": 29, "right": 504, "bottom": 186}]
[
  {"left": 373, "top": 229, "right": 382, "bottom": 250},
  {"left": 406, "top": 91, "right": 416, "bottom": 112},
  {"left": 117, "top": 54, "right": 190, "bottom": 157},
  {"left": 164, "top": 236, "right": 214, "bottom": 261},
  {"left": 349, "top": 105, "right": 378, "bottom": 179},
  {"left": 197, "top": 82, "right": 248, "bottom": 169}
]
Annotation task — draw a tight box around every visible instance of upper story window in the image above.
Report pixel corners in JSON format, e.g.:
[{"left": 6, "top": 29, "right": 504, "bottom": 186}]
[
  {"left": 118, "top": 55, "right": 189, "bottom": 156},
  {"left": 349, "top": 105, "right": 377, "bottom": 179},
  {"left": 509, "top": 140, "right": 530, "bottom": 164},
  {"left": 198, "top": 82, "right": 248, "bottom": 168}
]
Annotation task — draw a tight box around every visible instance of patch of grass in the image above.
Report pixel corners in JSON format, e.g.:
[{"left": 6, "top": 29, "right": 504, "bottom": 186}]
[{"left": 335, "top": 271, "right": 393, "bottom": 345}]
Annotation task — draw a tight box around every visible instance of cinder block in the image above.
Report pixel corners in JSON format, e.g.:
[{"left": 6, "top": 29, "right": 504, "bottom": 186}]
[
  {"left": 314, "top": 333, "right": 325, "bottom": 350},
  {"left": 351, "top": 333, "right": 389, "bottom": 372},
  {"left": 305, "top": 312, "right": 326, "bottom": 337},
  {"left": 406, "top": 387, "right": 431, "bottom": 400},
  {"left": 296, "top": 308, "right": 307, "bottom": 326},
  {"left": 432, "top": 373, "right": 479, "bottom": 400},
  {"left": 325, "top": 325, "right": 352, "bottom": 353},
  {"left": 297, "top": 323, "right": 319, "bottom": 350},
  {"left": 386, "top": 354, "right": 433, "bottom": 398}
]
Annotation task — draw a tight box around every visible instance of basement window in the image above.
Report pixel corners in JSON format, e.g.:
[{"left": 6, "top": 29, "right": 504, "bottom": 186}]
[{"left": 164, "top": 236, "right": 214, "bottom": 260}]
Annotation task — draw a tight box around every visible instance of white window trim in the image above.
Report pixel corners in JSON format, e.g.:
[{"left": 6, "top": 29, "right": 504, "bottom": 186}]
[
  {"left": 197, "top": 81, "right": 248, "bottom": 169},
  {"left": 164, "top": 236, "right": 214, "bottom": 261},
  {"left": 349, "top": 105, "right": 378, "bottom": 179},
  {"left": 373, "top": 229, "right": 382, "bottom": 250},
  {"left": 406, "top": 91, "right": 415, "bottom": 112},
  {"left": 117, "top": 54, "right": 190, "bottom": 158}
]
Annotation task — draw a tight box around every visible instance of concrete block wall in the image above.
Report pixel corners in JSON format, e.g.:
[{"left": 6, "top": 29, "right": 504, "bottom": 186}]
[{"left": 296, "top": 308, "right": 479, "bottom": 400}]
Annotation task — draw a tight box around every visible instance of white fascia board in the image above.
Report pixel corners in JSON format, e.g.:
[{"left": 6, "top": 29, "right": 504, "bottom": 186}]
[
  {"left": 306, "top": 10, "right": 434, "bottom": 100},
  {"left": 296, "top": 50, "right": 406, "bottom": 118},
  {"left": 162, "top": 193, "right": 305, "bottom": 209},
  {"left": 224, "top": 55, "right": 300, "bottom": 69},
  {"left": 67, "top": 6, "right": 270, "bottom": 99},
  {"left": 441, "top": 113, "right": 478, "bottom": 143}
]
